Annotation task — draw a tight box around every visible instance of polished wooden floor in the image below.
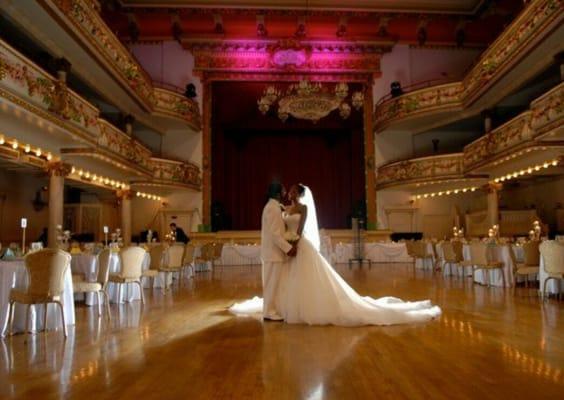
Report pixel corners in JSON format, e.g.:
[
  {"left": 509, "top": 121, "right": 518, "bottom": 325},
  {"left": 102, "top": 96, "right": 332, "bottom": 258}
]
[{"left": 1, "top": 264, "right": 563, "bottom": 400}]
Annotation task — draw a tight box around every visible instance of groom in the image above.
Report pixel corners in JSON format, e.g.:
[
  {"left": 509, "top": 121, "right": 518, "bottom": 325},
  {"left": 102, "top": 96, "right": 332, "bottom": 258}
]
[{"left": 261, "top": 181, "right": 297, "bottom": 321}]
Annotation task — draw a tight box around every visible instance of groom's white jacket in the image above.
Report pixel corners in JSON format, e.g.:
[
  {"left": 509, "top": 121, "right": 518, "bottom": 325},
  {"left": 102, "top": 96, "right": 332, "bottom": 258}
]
[{"left": 261, "top": 198, "right": 293, "bottom": 262}]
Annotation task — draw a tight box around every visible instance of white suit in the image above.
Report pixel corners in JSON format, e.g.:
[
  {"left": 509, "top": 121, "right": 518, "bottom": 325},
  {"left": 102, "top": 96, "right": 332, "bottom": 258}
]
[{"left": 261, "top": 198, "right": 293, "bottom": 317}]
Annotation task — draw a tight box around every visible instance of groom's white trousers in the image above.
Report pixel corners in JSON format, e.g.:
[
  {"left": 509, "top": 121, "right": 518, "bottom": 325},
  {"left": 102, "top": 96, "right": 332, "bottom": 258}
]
[{"left": 262, "top": 261, "right": 288, "bottom": 316}]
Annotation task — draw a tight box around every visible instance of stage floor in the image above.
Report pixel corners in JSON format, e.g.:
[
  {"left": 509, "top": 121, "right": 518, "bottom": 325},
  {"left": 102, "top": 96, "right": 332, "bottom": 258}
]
[{"left": 1, "top": 264, "right": 563, "bottom": 399}]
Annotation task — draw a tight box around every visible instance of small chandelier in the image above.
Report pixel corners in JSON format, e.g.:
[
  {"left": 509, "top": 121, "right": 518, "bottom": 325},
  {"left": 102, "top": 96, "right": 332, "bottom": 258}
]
[{"left": 258, "top": 80, "right": 364, "bottom": 123}]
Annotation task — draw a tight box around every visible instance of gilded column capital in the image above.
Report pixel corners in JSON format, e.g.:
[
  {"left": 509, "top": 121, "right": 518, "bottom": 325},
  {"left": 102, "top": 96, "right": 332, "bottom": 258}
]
[
  {"left": 483, "top": 182, "right": 503, "bottom": 193},
  {"left": 45, "top": 161, "right": 72, "bottom": 177},
  {"left": 116, "top": 189, "right": 134, "bottom": 200}
]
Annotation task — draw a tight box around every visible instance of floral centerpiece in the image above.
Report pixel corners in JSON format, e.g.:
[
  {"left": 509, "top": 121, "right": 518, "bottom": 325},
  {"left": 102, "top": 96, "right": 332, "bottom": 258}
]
[{"left": 529, "top": 220, "right": 541, "bottom": 241}]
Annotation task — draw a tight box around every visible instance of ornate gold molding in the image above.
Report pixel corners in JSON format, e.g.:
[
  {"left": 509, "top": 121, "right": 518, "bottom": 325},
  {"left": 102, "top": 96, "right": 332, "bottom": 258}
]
[
  {"left": 376, "top": 153, "right": 466, "bottom": 189},
  {"left": 149, "top": 157, "right": 202, "bottom": 190},
  {"left": 45, "top": 161, "right": 72, "bottom": 177},
  {"left": 374, "top": 0, "right": 563, "bottom": 132},
  {"left": 40, "top": 0, "right": 202, "bottom": 129}
]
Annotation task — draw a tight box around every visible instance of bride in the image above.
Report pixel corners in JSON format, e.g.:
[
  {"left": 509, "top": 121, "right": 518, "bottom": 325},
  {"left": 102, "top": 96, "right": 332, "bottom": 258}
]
[{"left": 230, "top": 184, "right": 441, "bottom": 326}]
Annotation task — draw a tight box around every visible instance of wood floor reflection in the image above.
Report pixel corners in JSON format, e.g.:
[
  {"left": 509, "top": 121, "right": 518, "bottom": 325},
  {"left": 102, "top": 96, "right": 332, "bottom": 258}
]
[{"left": 1, "top": 264, "right": 563, "bottom": 399}]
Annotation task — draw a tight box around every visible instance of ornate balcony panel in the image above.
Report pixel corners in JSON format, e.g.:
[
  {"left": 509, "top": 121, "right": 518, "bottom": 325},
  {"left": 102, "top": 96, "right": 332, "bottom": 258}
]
[
  {"left": 374, "top": 0, "right": 563, "bottom": 133},
  {"left": 148, "top": 158, "right": 202, "bottom": 190},
  {"left": 153, "top": 88, "right": 201, "bottom": 131},
  {"left": 374, "top": 83, "right": 463, "bottom": 132},
  {"left": 462, "top": 0, "right": 563, "bottom": 103},
  {"left": 376, "top": 153, "right": 465, "bottom": 189},
  {"left": 97, "top": 120, "right": 152, "bottom": 173},
  {"left": 464, "top": 112, "right": 534, "bottom": 170},
  {"left": 41, "top": 0, "right": 202, "bottom": 129},
  {"left": 44, "top": 0, "right": 156, "bottom": 111},
  {"left": 0, "top": 40, "right": 99, "bottom": 140},
  {"left": 531, "top": 81, "right": 564, "bottom": 138}
]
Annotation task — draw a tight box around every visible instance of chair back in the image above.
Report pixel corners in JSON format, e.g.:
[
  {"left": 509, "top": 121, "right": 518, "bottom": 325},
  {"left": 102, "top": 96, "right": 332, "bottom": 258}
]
[
  {"left": 97, "top": 248, "right": 111, "bottom": 286},
  {"left": 200, "top": 243, "right": 215, "bottom": 260},
  {"left": 149, "top": 245, "right": 165, "bottom": 270},
  {"left": 119, "top": 247, "right": 146, "bottom": 279},
  {"left": 412, "top": 241, "right": 429, "bottom": 258},
  {"left": 469, "top": 242, "right": 489, "bottom": 265},
  {"left": 24, "top": 249, "right": 71, "bottom": 297},
  {"left": 167, "top": 245, "right": 185, "bottom": 268},
  {"left": 404, "top": 241, "right": 414, "bottom": 257},
  {"left": 442, "top": 242, "right": 456, "bottom": 262},
  {"left": 452, "top": 241, "right": 463, "bottom": 262},
  {"left": 539, "top": 241, "right": 564, "bottom": 275},
  {"left": 183, "top": 244, "right": 195, "bottom": 265},
  {"left": 522, "top": 241, "right": 540, "bottom": 266},
  {"left": 212, "top": 242, "right": 224, "bottom": 259}
]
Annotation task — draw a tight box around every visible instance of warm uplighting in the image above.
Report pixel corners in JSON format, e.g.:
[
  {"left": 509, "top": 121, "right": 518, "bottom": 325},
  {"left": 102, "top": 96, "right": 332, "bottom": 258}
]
[
  {"left": 493, "top": 159, "right": 560, "bottom": 183},
  {"left": 11, "top": 140, "right": 18, "bottom": 149},
  {"left": 35, "top": 148, "right": 42, "bottom": 157},
  {"left": 0, "top": 135, "right": 4, "bottom": 145},
  {"left": 136, "top": 191, "right": 162, "bottom": 202},
  {"left": 415, "top": 186, "right": 477, "bottom": 200},
  {"left": 24, "top": 144, "right": 30, "bottom": 153},
  {"left": 46, "top": 152, "right": 52, "bottom": 161}
]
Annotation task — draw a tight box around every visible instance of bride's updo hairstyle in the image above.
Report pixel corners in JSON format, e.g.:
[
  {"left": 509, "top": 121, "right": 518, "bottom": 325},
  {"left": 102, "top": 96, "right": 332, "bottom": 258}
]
[{"left": 297, "top": 184, "right": 306, "bottom": 198}]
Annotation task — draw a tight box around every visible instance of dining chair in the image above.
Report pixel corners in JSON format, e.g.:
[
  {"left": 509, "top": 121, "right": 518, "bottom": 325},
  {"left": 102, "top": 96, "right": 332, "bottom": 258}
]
[
  {"left": 159, "top": 245, "right": 185, "bottom": 290},
  {"left": 412, "top": 240, "right": 434, "bottom": 272},
  {"left": 539, "top": 241, "right": 564, "bottom": 300},
  {"left": 182, "top": 244, "right": 196, "bottom": 279},
  {"left": 194, "top": 242, "right": 215, "bottom": 272},
  {"left": 510, "top": 241, "right": 540, "bottom": 290},
  {"left": 73, "top": 249, "right": 111, "bottom": 319},
  {"left": 108, "top": 247, "right": 146, "bottom": 304},
  {"left": 442, "top": 241, "right": 464, "bottom": 277},
  {"left": 469, "top": 242, "right": 506, "bottom": 287},
  {"left": 144, "top": 245, "right": 164, "bottom": 288},
  {"left": 8, "top": 249, "right": 71, "bottom": 337}
]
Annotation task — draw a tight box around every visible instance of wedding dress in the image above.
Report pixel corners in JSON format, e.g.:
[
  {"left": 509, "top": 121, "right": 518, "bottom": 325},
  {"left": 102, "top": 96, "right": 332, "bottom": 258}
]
[{"left": 230, "top": 188, "right": 441, "bottom": 326}]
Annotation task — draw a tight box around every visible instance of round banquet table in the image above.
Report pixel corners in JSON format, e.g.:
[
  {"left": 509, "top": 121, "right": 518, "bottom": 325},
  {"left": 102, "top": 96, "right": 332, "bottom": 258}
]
[
  {"left": 220, "top": 244, "right": 261, "bottom": 266},
  {"left": 334, "top": 242, "right": 413, "bottom": 264},
  {"left": 71, "top": 252, "right": 152, "bottom": 305},
  {"left": 0, "top": 260, "right": 75, "bottom": 337}
]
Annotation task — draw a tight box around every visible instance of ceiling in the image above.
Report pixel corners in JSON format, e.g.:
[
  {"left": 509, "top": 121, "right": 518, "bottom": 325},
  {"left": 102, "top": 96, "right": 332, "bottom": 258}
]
[
  {"left": 103, "top": 0, "right": 522, "bottom": 46},
  {"left": 119, "top": 0, "right": 486, "bottom": 13}
]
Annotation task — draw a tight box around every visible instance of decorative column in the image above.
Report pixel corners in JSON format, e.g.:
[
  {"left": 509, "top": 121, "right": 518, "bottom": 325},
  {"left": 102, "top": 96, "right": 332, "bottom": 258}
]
[
  {"left": 201, "top": 78, "right": 212, "bottom": 226},
  {"left": 118, "top": 189, "right": 133, "bottom": 246},
  {"left": 364, "top": 81, "right": 377, "bottom": 227},
  {"left": 485, "top": 182, "right": 502, "bottom": 227},
  {"left": 46, "top": 161, "right": 72, "bottom": 248}
]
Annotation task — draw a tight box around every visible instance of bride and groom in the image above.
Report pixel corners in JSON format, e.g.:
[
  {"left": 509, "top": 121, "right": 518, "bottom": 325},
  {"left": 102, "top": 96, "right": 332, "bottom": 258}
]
[{"left": 230, "top": 182, "right": 441, "bottom": 326}]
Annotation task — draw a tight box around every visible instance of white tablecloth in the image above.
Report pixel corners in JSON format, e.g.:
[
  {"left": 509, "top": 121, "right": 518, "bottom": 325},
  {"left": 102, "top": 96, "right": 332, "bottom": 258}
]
[
  {"left": 220, "top": 245, "right": 261, "bottom": 266},
  {"left": 0, "top": 260, "right": 75, "bottom": 337},
  {"left": 334, "top": 242, "right": 412, "bottom": 264},
  {"left": 71, "top": 252, "right": 152, "bottom": 305}
]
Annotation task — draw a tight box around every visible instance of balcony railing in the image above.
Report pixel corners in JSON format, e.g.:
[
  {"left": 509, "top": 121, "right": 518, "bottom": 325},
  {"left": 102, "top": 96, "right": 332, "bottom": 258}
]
[
  {"left": 376, "top": 153, "right": 465, "bottom": 189},
  {"left": 530, "top": 81, "right": 564, "bottom": 137},
  {"left": 42, "top": 0, "right": 201, "bottom": 130},
  {"left": 373, "top": 0, "right": 563, "bottom": 133}
]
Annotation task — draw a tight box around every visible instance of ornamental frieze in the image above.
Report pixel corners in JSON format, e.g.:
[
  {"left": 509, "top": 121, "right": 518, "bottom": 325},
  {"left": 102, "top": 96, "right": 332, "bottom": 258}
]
[
  {"left": 463, "top": 112, "right": 534, "bottom": 169},
  {"left": 150, "top": 158, "right": 202, "bottom": 189},
  {"left": 0, "top": 41, "right": 99, "bottom": 134},
  {"left": 531, "top": 81, "right": 564, "bottom": 135},
  {"left": 376, "top": 154, "right": 464, "bottom": 188},
  {"left": 98, "top": 121, "right": 152, "bottom": 170},
  {"left": 153, "top": 88, "right": 201, "bottom": 131},
  {"left": 374, "top": 0, "right": 563, "bottom": 132},
  {"left": 42, "top": 0, "right": 202, "bottom": 128}
]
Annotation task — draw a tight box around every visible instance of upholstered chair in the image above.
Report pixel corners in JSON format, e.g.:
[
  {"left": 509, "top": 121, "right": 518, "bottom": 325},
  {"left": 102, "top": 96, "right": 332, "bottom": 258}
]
[
  {"left": 539, "top": 241, "right": 564, "bottom": 300},
  {"left": 73, "top": 249, "right": 111, "bottom": 319},
  {"left": 469, "top": 243, "right": 505, "bottom": 287},
  {"left": 442, "top": 241, "right": 464, "bottom": 277},
  {"left": 143, "top": 245, "right": 164, "bottom": 288},
  {"left": 8, "top": 249, "right": 71, "bottom": 337},
  {"left": 182, "top": 244, "right": 196, "bottom": 279},
  {"left": 159, "top": 245, "right": 185, "bottom": 290},
  {"left": 510, "top": 241, "right": 540, "bottom": 291},
  {"left": 108, "top": 247, "right": 146, "bottom": 304}
]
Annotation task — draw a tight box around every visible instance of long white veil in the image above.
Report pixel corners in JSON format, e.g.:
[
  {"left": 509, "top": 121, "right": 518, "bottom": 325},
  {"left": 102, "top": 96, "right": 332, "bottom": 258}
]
[{"left": 301, "top": 185, "right": 320, "bottom": 251}]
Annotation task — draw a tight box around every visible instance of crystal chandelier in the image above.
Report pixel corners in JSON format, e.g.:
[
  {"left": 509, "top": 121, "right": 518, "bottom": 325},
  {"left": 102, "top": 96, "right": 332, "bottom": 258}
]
[{"left": 258, "top": 80, "right": 364, "bottom": 123}]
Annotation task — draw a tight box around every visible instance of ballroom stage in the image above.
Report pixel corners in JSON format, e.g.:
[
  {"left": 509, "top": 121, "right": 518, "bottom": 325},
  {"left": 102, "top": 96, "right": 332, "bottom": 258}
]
[{"left": 1, "top": 263, "right": 562, "bottom": 399}]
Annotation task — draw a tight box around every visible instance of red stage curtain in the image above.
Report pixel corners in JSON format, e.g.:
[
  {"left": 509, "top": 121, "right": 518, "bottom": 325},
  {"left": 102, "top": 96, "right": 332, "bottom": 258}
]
[{"left": 213, "top": 128, "right": 364, "bottom": 230}]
